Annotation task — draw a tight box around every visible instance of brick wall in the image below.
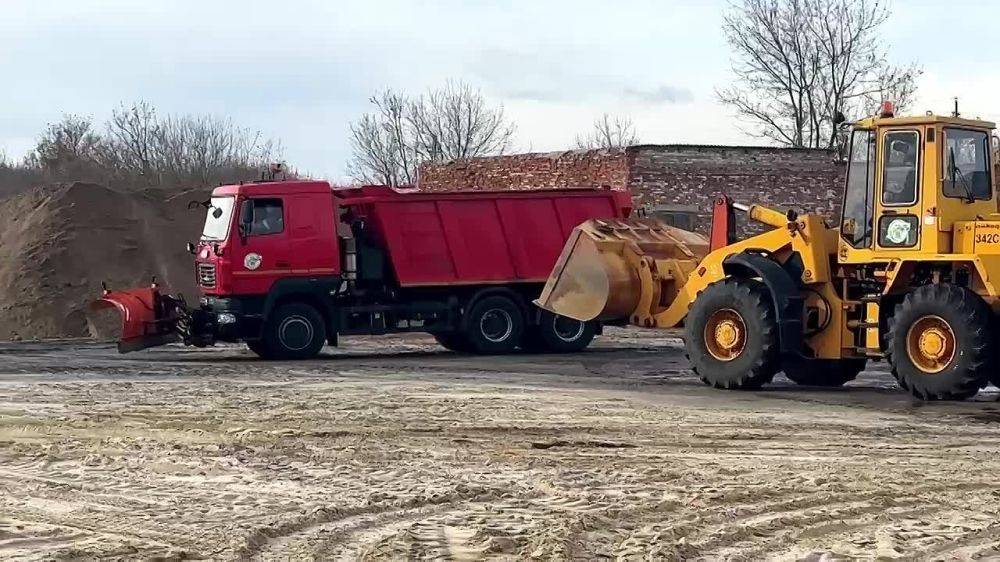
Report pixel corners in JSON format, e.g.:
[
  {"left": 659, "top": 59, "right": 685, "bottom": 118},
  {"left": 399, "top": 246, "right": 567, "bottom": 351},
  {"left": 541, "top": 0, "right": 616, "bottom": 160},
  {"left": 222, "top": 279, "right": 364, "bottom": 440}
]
[
  {"left": 418, "top": 145, "right": 847, "bottom": 234},
  {"left": 629, "top": 145, "right": 845, "bottom": 234}
]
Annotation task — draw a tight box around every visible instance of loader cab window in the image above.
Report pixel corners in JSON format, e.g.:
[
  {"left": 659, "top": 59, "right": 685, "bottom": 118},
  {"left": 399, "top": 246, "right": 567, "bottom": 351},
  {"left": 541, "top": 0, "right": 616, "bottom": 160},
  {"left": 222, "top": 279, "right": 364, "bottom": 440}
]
[
  {"left": 943, "top": 128, "right": 991, "bottom": 201},
  {"left": 244, "top": 198, "right": 284, "bottom": 236},
  {"left": 882, "top": 131, "right": 919, "bottom": 206},
  {"left": 841, "top": 129, "right": 877, "bottom": 248}
]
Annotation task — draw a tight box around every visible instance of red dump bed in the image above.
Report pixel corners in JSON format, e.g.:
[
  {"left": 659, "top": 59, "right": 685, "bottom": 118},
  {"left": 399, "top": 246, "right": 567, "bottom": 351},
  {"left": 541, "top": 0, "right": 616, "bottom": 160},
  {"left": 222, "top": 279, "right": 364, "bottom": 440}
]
[{"left": 335, "top": 186, "right": 631, "bottom": 287}]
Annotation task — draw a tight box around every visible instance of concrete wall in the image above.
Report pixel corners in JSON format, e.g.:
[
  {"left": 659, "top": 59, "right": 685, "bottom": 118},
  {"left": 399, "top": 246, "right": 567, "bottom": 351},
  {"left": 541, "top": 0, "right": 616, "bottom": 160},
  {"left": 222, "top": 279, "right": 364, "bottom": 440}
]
[{"left": 418, "top": 145, "right": 847, "bottom": 234}]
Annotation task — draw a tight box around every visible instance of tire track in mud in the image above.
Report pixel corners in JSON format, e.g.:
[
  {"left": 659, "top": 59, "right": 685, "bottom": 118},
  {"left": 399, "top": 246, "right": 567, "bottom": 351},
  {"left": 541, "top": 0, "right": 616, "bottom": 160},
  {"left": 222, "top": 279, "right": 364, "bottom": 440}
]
[
  {"left": 241, "top": 487, "right": 543, "bottom": 560},
  {"left": 5, "top": 336, "right": 1000, "bottom": 559}
]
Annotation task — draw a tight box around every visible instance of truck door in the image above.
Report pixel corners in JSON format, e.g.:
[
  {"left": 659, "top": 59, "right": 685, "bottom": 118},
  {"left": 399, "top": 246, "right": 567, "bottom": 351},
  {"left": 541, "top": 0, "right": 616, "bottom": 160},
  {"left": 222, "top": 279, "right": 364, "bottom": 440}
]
[
  {"left": 232, "top": 197, "right": 291, "bottom": 295},
  {"left": 876, "top": 129, "right": 922, "bottom": 252},
  {"left": 285, "top": 193, "right": 339, "bottom": 275}
]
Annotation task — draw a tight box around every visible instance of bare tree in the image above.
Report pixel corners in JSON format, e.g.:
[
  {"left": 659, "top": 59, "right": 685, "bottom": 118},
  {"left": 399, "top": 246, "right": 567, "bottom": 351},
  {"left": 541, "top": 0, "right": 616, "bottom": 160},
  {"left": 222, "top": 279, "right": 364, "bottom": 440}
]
[
  {"left": 347, "top": 81, "right": 516, "bottom": 186},
  {"left": 408, "top": 81, "right": 515, "bottom": 162},
  {"left": 30, "top": 114, "right": 102, "bottom": 172},
  {"left": 347, "top": 90, "right": 416, "bottom": 186},
  {"left": 718, "top": 0, "right": 920, "bottom": 150},
  {"left": 575, "top": 114, "right": 640, "bottom": 149},
  {"left": 3, "top": 102, "right": 283, "bottom": 192},
  {"left": 154, "top": 115, "right": 282, "bottom": 185}
]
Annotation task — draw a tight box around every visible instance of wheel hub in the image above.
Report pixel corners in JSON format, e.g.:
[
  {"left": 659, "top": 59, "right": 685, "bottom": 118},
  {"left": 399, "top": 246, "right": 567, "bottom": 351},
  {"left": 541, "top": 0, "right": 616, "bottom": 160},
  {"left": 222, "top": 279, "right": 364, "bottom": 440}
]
[
  {"left": 906, "top": 315, "right": 956, "bottom": 374},
  {"left": 704, "top": 309, "right": 747, "bottom": 362},
  {"left": 279, "top": 316, "right": 313, "bottom": 351},
  {"left": 480, "top": 309, "right": 513, "bottom": 343},
  {"left": 553, "top": 315, "right": 585, "bottom": 342}
]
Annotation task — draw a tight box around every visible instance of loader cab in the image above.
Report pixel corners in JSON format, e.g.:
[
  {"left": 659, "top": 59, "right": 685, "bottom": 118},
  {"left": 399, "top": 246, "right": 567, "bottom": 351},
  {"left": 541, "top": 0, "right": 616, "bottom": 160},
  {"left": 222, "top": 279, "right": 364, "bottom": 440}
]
[{"left": 837, "top": 109, "right": 997, "bottom": 264}]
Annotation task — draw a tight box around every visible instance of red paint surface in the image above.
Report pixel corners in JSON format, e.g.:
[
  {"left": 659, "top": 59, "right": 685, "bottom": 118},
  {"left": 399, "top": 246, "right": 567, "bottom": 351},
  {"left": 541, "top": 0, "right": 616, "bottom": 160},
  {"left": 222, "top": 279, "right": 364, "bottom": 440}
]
[
  {"left": 340, "top": 186, "right": 630, "bottom": 287},
  {"left": 197, "top": 181, "right": 631, "bottom": 296}
]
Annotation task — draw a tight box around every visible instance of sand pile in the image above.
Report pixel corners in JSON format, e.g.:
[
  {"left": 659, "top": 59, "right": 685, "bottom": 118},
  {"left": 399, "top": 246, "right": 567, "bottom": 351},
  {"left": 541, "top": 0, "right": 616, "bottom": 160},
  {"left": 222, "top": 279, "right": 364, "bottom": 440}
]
[{"left": 0, "top": 182, "right": 209, "bottom": 339}]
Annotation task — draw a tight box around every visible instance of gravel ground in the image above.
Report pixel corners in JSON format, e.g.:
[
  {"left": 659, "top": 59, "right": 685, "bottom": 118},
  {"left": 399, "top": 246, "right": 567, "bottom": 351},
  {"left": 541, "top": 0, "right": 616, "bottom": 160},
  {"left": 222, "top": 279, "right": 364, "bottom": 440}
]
[{"left": 2, "top": 329, "right": 1000, "bottom": 560}]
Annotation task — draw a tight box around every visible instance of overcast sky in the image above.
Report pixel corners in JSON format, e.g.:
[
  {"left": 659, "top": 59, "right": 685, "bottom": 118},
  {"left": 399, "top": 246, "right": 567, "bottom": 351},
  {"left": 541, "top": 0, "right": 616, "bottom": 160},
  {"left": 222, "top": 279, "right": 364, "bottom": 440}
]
[{"left": 2, "top": 0, "right": 998, "bottom": 181}]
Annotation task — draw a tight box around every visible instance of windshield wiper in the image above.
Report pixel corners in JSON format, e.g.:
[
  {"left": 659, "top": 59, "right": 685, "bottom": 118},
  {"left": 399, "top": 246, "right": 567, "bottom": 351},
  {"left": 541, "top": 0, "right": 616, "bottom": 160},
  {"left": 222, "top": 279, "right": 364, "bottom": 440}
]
[{"left": 949, "top": 147, "right": 976, "bottom": 203}]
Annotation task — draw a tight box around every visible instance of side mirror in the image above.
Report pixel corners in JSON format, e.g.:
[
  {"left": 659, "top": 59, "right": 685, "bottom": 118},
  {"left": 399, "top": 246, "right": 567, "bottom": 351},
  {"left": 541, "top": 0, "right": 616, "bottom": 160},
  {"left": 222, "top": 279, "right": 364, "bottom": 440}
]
[
  {"left": 833, "top": 111, "right": 847, "bottom": 126},
  {"left": 186, "top": 242, "right": 196, "bottom": 254}
]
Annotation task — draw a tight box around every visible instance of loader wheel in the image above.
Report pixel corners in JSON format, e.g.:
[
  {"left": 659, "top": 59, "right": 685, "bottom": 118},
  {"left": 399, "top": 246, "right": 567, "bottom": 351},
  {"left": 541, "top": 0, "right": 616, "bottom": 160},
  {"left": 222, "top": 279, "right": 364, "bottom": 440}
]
[
  {"left": 464, "top": 295, "right": 524, "bottom": 354},
  {"left": 523, "top": 312, "right": 597, "bottom": 353},
  {"left": 782, "top": 359, "right": 866, "bottom": 387},
  {"left": 685, "top": 278, "right": 779, "bottom": 390},
  {"left": 886, "top": 284, "right": 993, "bottom": 400},
  {"left": 262, "top": 303, "right": 327, "bottom": 360},
  {"left": 433, "top": 332, "right": 474, "bottom": 353}
]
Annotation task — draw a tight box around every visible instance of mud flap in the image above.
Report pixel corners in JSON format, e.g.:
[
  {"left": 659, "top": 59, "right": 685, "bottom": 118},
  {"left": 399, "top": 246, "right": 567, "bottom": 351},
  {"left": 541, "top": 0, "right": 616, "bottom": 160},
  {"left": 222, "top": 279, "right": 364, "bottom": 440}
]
[{"left": 90, "top": 287, "right": 182, "bottom": 353}]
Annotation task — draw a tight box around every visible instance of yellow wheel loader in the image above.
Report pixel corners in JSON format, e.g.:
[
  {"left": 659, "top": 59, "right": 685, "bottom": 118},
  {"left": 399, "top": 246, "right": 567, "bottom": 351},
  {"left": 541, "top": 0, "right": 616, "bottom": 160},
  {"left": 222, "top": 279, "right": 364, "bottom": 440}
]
[{"left": 537, "top": 103, "right": 1000, "bottom": 401}]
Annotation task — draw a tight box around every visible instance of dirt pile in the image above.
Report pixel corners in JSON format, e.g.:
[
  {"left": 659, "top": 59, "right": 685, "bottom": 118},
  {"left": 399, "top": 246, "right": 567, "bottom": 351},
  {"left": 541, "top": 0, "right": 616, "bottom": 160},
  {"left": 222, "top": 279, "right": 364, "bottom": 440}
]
[{"left": 0, "top": 182, "right": 208, "bottom": 339}]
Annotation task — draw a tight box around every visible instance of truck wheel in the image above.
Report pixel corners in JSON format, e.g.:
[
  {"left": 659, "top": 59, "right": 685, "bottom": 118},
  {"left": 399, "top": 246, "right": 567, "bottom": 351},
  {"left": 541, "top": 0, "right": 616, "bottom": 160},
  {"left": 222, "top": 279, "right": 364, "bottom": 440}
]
[
  {"left": 464, "top": 295, "right": 524, "bottom": 354},
  {"left": 262, "top": 303, "right": 327, "bottom": 360},
  {"left": 782, "top": 359, "right": 866, "bottom": 387},
  {"left": 433, "top": 332, "right": 474, "bottom": 353},
  {"left": 246, "top": 340, "right": 274, "bottom": 359},
  {"left": 525, "top": 312, "right": 597, "bottom": 353},
  {"left": 886, "top": 284, "right": 993, "bottom": 400},
  {"left": 685, "top": 278, "right": 779, "bottom": 390}
]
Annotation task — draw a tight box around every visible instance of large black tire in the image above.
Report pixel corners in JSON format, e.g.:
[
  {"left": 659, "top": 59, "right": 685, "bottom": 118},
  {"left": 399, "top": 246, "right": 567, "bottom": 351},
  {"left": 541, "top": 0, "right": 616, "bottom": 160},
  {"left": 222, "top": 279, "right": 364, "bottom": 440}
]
[
  {"left": 782, "top": 359, "right": 866, "bottom": 387},
  {"left": 463, "top": 295, "right": 524, "bottom": 354},
  {"left": 886, "top": 284, "right": 993, "bottom": 401},
  {"left": 433, "top": 332, "right": 474, "bottom": 353},
  {"left": 261, "top": 303, "right": 327, "bottom": 360},
  {"left": 685, "top": 278, "right": 780, "bottom": 390},
  {"left": 523, "top": 312, "right": 597, "bottom": 353}
]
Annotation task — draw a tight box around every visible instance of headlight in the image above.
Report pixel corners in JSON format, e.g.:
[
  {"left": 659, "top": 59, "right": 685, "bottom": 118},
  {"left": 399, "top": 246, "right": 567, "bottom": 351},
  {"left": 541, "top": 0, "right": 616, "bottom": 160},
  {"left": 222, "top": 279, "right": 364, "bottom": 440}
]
[{"left": 217, "top": 312, "right": 237, "bottom": 325}]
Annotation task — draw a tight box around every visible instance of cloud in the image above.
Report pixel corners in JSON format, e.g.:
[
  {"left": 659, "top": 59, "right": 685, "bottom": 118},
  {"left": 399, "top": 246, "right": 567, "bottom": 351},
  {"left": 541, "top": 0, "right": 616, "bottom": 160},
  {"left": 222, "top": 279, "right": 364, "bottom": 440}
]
[{"left": 624, "top": 85, "right": 694, "bottom": 104}]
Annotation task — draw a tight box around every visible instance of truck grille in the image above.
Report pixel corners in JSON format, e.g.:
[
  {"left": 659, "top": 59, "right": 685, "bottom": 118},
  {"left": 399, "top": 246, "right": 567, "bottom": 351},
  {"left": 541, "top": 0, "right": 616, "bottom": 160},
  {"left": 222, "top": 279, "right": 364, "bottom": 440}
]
[{"left": 197, "top": 263, "right": 217, "bottom": 288}]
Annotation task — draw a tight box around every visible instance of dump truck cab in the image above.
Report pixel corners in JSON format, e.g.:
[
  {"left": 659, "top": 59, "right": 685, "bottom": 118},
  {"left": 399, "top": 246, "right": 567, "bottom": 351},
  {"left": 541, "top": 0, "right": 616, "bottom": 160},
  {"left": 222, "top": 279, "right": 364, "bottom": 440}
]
[{"left": 190, "top": 180, "right": 340, "bottom": 343}]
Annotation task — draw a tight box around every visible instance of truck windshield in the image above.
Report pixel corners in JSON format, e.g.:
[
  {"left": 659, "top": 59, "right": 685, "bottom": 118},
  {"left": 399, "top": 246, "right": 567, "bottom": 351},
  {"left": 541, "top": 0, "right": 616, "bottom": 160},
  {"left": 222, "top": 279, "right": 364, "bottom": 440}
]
[{"left": 201, "top": 196, "right": 235, "bottom": 241}]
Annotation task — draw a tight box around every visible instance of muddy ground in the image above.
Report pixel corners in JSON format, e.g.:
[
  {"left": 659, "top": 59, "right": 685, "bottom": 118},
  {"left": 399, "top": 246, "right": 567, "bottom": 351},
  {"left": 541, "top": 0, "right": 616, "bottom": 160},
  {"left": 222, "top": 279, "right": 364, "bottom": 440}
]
[{"left": 3, "top": 329, "right": 1000, "bottom": 561}]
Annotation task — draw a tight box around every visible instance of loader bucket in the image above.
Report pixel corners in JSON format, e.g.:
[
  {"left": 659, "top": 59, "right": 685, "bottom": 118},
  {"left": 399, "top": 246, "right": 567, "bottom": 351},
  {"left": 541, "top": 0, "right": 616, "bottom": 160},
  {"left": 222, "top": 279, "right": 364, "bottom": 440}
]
[
  {"left": 536, "top": 218, "right": 709, "bottom": 322},
  {"left": 90, "top": 287, "right": 180, "bottom": 353}
]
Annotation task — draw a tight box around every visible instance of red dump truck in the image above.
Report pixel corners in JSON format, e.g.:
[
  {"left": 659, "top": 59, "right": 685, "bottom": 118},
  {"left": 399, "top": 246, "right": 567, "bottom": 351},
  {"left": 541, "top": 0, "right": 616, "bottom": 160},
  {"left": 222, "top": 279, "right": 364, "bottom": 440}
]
[{"left": 95, "top": 180, "right": 632, "bottom": 359}]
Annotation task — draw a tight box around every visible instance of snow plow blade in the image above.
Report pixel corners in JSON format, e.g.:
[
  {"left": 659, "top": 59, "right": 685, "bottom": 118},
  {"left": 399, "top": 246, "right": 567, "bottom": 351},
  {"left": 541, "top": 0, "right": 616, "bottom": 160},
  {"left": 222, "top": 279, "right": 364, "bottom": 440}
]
[
  {"left": 90, "top": 286, "right": 182, "bottom": 353},
  {"left": 535, "top": 218, "right": 709, "bottom": 322}
]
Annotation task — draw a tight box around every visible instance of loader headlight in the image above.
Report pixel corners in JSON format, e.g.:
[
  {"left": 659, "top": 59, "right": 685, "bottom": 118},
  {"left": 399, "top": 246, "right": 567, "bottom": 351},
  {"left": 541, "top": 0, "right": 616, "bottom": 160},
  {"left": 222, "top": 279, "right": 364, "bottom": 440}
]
[
  {"left": 878, "top": 215, "right": 919, "bottom": 248},
  {"left": 217, "top": 312, "right": 237, "bottom": 325}
]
